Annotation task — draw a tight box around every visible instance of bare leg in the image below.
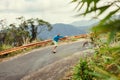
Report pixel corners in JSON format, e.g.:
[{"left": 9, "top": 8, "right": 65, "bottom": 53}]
[
  {"left": 52, "top": 41, "right": 58, "bottom": 53},
  {"left": 52, "top": 46, "right": 57, "bottom": 53}
]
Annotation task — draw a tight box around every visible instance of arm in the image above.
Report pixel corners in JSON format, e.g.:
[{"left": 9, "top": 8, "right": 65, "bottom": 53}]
[{"left": 59, "top": 36, "right": 64, "bottom": 38}]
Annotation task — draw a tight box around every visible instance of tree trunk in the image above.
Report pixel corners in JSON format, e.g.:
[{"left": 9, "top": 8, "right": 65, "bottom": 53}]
[{"left": 30, "top": 25, "right": 37, "bottom": 42}]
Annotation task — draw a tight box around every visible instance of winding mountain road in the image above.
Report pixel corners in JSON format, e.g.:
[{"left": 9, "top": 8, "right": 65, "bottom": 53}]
[{"left": 0, "top": 39, "right": 90, "bottom": 80}]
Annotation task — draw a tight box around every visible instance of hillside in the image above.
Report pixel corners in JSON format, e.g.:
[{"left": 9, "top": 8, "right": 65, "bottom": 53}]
[
  {"left": 37, "top": 19, "right": 99, "bottom": 40},
  {"left": 71, "top": 19, "right": 99, "bottom": 27},
  {"left": 38, "top": 23, "right": 86, "bottom": 40}
]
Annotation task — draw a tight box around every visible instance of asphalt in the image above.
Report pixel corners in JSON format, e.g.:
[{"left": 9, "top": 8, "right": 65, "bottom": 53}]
[{"left": 0, "top": 39, "right": 90, "bottom": 80}]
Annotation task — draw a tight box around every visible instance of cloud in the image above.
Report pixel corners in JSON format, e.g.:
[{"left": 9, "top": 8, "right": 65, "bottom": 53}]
[
  {"left": 0, "top": 0, "right": 72, "bottom": 13},
  {"left": 0, "top": 0, "right": 83, "bottom": 24},
  {"left": 0, "top": 0, "right": 43, "bottom": 13}
]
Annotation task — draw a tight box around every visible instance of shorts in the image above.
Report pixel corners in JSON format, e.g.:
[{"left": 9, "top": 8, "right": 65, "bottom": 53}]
[{"left": 53, "top": 41, "right": 58, "bottom": 46}]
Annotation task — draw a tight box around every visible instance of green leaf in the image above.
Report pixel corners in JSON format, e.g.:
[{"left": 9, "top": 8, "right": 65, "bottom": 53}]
[
  {"left": 77, "top": 2, "right": 84, "bottom": 12},
  {"left": 88, "top": 71, "right": 108, "bottom": 78},
  {"left": 101, "top": 8, "right": 120, "bottom": 23},
  {"left": 93, "top": 66, "right": 119, "bottom": 80},
  {"left": 71, "top": 0, "right": 78, "bottom": 3},
  {"left": 109, "top": 46, "right": 120, "bottom": 53},
  {"left": 92, "top": 19, "right": 120, "bottom": 34},
  {"left": 98, "top": 5, "right": 111, "bottom": 16},
  {"left": 108, "top": 31, "right": 116, "bottom": 44},
  {"left": 76, "top": 5, "right": 111, "bottom": 16}
]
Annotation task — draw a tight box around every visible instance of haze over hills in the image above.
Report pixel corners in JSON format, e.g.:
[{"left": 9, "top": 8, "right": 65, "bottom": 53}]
[
  {"left": 70, "top": 19, "right": 99, "bottom": 34},
  {"left": 71, "top": 19, "right": 99, "bottom": 27},
  {"left": 38, "top": 23, "right": 85, "bottom": 40},
  {"left": 38, "top": 19, "right": 99, "bottom": 40}
]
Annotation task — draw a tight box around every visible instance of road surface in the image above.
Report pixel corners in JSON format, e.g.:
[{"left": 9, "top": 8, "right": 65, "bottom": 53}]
[{"left": 0, "top": 40, "right": 89, "bottom": 80}]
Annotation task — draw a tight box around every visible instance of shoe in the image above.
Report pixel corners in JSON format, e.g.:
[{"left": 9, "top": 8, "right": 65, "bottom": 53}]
[{"left": 52, "top": 51, "right": 56, "bottom": 53}]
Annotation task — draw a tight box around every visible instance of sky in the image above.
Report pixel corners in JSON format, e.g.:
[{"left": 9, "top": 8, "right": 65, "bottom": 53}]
[
  {"left": 0, "top": 0, "right": 95, "bottom": 24},
  {"left": 0, "top": 0, "right": 118, "bottom": 24}
]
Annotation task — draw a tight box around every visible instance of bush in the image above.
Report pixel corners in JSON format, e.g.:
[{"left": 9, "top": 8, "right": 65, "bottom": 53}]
[
  {"left": 0, "top": 44, "right": 12, "bottom": 51},
  {"left": 72, "top": 59, "right": 93, "bottom": 80}
]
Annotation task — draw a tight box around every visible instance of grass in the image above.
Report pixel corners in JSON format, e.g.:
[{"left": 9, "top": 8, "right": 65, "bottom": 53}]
[{"left": 0, "top": 44, "right": 12, "bottom": 51}]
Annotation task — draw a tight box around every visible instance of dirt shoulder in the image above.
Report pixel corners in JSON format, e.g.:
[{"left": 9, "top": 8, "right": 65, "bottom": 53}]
[{"left": 21, "top": 49, "right": 94, "bottom": 80}]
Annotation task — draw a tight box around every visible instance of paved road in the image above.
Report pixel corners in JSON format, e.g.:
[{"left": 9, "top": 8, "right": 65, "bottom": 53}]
[{"left": 0, "top": 40, "right": 88, "bottom": 80}]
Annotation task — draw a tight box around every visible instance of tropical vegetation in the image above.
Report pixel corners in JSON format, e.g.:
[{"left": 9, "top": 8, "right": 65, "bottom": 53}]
[
  {"left": 71, "top": 0, "right": 120, "bottom": 80},
  {"left": 0, "top": 16, "right": 52, "bottom": 51}
]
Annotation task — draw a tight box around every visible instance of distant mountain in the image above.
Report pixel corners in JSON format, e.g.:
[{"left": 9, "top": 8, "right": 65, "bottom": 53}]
[
  {"left": 37, "top": 23, "right": 86, "bottom": 40},
  {"left": 70, "top": 19, "right": 99, "bottom": 33},
  {"left": 37, "top": 19, "right": 100, "bottom": 40}
]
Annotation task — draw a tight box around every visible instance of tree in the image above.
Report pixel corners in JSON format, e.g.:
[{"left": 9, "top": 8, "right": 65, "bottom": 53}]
[
  {"left": 7, "top": 23, "right": 30, "bottom": 46},
  {"left": 17, "top": 17, "right": 52, "bottom": 42},
  {"left": 0, "top": 19, "right": 7, "bottom": 45}
]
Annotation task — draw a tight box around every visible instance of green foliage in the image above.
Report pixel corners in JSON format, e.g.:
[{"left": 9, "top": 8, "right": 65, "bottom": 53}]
[
  {"left": 72, "top": 33, "right": 120, "bottom": 79},
  {"left": 71, "top": 0, "right": 120, "bottom": 79},
  {"left": 20, "top": 17, "right": 52, "bottom": 42},
  {"left": 0, "top": 44, "right": 12, "bottom": 51},
  {"left": 72, "top": 0, "right": 120, "bottom": 22},
  {"left": 0, "top": 16, "right": 52, "bottom": 49},
  {"left": 72, "top": 59, "right": 93, "bottom": 80},
  {"left": 92, "top": 19, "right": 120, "bottom": 33}
]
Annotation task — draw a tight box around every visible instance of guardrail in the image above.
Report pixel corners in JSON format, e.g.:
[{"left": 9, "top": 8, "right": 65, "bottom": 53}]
[
  {"left": 0, "top": 39, "right": 52, "bottom": 56},
  {"left": 0, "top": 34, "right": 87, "bottom": 56}
]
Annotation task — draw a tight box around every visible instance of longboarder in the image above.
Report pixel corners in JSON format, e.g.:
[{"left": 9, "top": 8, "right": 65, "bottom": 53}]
[{"left": 52, "top": 34, "right": 66, "bottom": 53}]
